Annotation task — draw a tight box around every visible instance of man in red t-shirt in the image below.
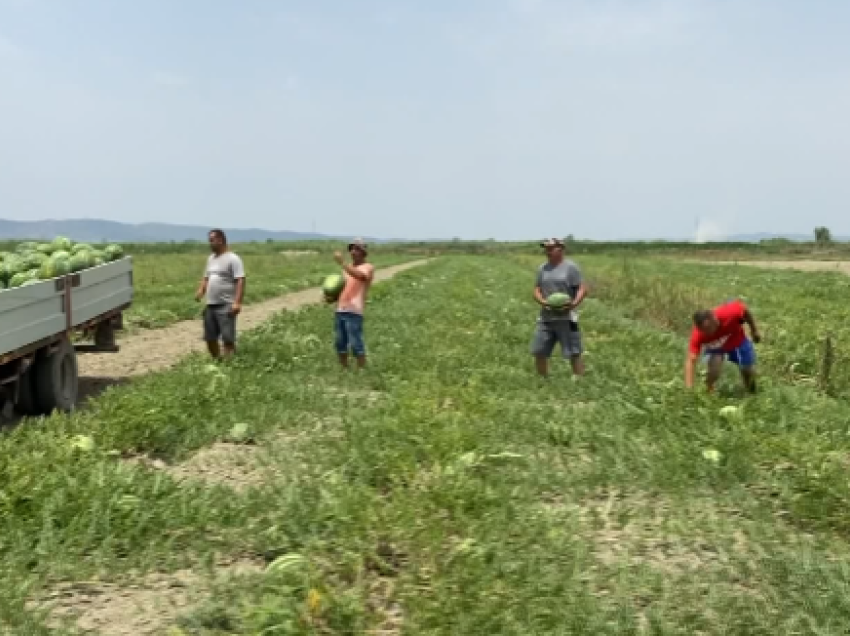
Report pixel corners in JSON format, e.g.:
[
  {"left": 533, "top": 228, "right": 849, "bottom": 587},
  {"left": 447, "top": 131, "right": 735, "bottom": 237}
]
[{"left": 684, "top": 299, "right": 762, "bottom": 393}]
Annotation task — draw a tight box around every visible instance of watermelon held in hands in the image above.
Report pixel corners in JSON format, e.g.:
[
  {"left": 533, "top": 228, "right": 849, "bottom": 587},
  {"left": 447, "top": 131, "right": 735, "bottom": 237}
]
[
  {"left": 546, "top": 292, "right": 572, "bottom": 310},
  {"left": 322, "top": 273, "right": 345, "bottom": 300}
]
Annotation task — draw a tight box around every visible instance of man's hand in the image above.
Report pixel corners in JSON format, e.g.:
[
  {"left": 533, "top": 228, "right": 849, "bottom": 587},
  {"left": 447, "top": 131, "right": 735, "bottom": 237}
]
[
  {"left": 230, "top": 302, "right": 242, "bottom": 315},
  {"left": 333, "top": 251, "right": 344, "bottom": 265},
  {"left": 752, "top": 330, "right": 762, "bottom": 344},
  {"left": 195, "top": 291, "right": 203, "bottom": 302}
]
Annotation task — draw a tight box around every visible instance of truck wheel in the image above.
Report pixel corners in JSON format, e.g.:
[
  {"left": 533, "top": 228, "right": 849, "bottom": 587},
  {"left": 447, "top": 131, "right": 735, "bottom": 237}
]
[
  {"left": 34, "top": 338, "right": 79, "bottom": 414},
  {"left": 15, "top": 366, "right": 42, "bottom": 417}
]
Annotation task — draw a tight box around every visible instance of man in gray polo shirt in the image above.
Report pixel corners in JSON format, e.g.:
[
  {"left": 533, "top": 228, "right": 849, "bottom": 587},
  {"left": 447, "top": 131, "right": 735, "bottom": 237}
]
[
  {"left": 530, "top": 237, "right": 587, "bottom": 378},
  {"left": 194, "top": 228, "right": 245, "bottom": 360}
]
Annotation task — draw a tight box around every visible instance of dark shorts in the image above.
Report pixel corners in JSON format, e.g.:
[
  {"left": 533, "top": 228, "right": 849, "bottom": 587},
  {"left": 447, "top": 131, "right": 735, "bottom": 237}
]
[
  {"left": 705, "top": 337, "right": 756, "bottom": 367},
  {"left": 335, "top": 311, "right": 365, "bottom": 356},
  {"left": 204, "top": 304, "right": 236, "bottom": 344},
  {"left": 531, "top": 320, "right": 583, "bottom": 358}
]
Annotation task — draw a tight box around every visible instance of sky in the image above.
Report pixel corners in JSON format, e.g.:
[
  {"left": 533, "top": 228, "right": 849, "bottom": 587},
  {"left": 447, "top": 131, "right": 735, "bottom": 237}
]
[{"left": 1, "top": 0, "right": 849, "bottom": 241}]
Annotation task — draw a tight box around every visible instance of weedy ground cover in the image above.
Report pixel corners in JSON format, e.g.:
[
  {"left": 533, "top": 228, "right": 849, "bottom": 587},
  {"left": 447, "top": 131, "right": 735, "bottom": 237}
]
[
  {"left": 569, "top": 254, "right": 850, "bottom": 400},
  {"left": 5, "top": 256, "right": 850, "bottom": 634},
  {"left": 126, "top": 250, "right": 412, "bottom": 331}
]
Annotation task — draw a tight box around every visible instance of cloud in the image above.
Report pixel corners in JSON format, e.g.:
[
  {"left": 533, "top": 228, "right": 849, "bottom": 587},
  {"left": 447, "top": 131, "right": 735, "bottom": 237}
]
[{"left": 151, "top": 71, "right": 188, "bottom": 87}]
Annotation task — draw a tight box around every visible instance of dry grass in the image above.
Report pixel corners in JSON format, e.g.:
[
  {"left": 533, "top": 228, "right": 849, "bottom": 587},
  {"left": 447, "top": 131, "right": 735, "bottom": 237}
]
[{"left": 30, "top": 558, "right": 264, "bottom": 635}]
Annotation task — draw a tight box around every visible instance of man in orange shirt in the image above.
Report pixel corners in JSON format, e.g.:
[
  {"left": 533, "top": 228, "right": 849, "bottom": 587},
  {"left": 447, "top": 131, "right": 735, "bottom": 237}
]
[{"left": 330, "top": 238, "right": 375, "bottom": 369}]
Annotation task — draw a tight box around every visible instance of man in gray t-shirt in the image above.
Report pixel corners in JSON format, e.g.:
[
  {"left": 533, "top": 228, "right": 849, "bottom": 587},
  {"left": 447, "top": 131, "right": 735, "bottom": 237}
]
[
  {"left": 530, "top": 237, "right": 587, "bottom": 378},
  {"left": 194, "top": 229, "right": 245, "bottom": 359}
]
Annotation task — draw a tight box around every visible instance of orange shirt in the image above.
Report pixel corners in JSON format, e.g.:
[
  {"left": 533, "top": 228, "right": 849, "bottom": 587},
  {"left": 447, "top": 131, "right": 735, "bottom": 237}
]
[{"left": 337, "top": 263, "right": 375, "bottom": 315}]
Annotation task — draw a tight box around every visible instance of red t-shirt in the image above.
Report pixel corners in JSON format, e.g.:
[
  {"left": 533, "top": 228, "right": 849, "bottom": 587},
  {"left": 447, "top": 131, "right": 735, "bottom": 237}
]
[{"left": 688, "top": 300, "right": 747, "bottom": 355}]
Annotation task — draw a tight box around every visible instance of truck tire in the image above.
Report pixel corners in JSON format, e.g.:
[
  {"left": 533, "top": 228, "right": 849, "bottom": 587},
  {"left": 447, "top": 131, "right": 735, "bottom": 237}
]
[
  {"left": 33, "top": 337, "right": 79, "bottom": 414},
  {"left": 14, "top": 366, "right": 42, "bottom": 417}
]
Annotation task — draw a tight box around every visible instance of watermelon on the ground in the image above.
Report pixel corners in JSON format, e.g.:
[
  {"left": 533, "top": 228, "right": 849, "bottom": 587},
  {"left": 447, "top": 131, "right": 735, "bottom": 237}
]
[
  {"left": 0, "top": 251, "right": 11, "bottom": 262},
  {"left": 546, "top": 292, "right": 571, "bottom": 309},
  {"left": 322, "top": 273, "right": 345, "bottom": 298},
  {"left": 36, "top": 243, "right": 54, "bottom": 255},
  {"left": 91, "top": 253, "right": 106, "bottom": 267},
  {"left": 51, "top": 236, "right": 72, "bottom": 252},
  {"left": 16, "top": 242, "right": 37, "bottom": 254},
  {"left": 104, "top": 244, "right": 124, "bottom": 261},
  {"left": 22, "top": 279, "right": 41, "bottom": 287},
  {"left": 51, "top": 250, "right": 71, "bottom": 261}
]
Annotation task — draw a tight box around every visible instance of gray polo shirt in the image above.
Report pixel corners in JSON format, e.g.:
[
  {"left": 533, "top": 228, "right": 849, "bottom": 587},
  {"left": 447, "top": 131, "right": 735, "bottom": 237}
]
[
  {"left": 536, "top": 259, "right": 582, "bottom": 322},
  {"left": 204, "top": 251, "right": 245, "bottom": 305}
]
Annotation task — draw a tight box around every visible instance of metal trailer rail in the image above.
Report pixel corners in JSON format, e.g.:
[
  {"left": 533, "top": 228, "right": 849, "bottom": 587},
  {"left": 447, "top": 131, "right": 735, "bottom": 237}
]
[{"left": 0, "top": 258, "right": 134, "bottom": 417}]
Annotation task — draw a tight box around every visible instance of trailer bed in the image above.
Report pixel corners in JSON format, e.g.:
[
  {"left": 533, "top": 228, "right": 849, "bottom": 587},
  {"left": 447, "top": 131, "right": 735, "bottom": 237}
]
[{"left": 0, "top": 258, "right": 133, "bottom": 358}]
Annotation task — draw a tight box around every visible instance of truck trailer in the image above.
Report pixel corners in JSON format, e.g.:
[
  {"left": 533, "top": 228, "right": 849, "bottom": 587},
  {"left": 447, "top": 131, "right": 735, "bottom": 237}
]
[{"left": 0, "top": 258, "right": 133, "bottom": 417}]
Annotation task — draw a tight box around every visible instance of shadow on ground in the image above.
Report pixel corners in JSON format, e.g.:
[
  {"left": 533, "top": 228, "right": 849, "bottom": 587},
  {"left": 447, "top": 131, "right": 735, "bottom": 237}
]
[{"left": 0, "top": 376, "right": 132, "bottom": 429}]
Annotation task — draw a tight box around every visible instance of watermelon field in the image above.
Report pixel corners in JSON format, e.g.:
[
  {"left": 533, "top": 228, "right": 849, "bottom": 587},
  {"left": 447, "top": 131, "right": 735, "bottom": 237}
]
[{"left": 4, "top": 245, "right": 850, "bottom": 634}]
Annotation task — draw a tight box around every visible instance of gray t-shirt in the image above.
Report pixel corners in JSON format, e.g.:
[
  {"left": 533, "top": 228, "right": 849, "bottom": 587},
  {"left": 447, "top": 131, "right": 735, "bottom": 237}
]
[
  {"left": 536, "top": 259, "right": 582, "bottom": 322},
  {"left": 204, "top": 251, "right": 245, "bottom": 305}
]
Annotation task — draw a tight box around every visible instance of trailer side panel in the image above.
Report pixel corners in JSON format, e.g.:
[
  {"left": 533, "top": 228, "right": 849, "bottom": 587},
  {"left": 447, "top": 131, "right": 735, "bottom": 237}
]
[
  {"left": 71, "top": 258, "right": 134, "bottom": 328},
  {"left": 0, "top": 284, "right": 66, "bottom": 357}
]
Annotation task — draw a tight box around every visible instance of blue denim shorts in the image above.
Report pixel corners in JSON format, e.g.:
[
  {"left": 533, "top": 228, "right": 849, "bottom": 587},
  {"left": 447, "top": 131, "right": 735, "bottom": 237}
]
[
  {"left": 705, "top": 337, "right": 756, "bottom": 367},
  {"left": 335, "top": 311, "right": 365, "bottom": 356}
]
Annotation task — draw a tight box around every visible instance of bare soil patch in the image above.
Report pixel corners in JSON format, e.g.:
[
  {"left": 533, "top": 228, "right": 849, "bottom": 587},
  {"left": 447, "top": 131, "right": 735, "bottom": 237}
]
[
  {"left": 705, "top": 259, "right": 850, "bottom": 276},
  {"left": 540, "top": 489, "right": 742, "bottom": 577},
  {"left": 31, "top": 558, "right": 263, "bottom": 636},
  {"left": 163, "top": 442, "right": 270, "bottom": 492},
  {"left": 77, "top": 260, "right": 429, "bottom": 380}
]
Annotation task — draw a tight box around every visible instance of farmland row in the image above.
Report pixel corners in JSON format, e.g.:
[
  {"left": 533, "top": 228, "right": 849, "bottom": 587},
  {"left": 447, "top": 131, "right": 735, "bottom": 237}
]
[
  {"left": 7, "top": 256, "right": 850, "bottom": 634},
  {"left": 534, "top": 254, "right": 850, "bottom": 400},
  {"left": 125, "top": 250, "right": 414, "bottom": 331}
]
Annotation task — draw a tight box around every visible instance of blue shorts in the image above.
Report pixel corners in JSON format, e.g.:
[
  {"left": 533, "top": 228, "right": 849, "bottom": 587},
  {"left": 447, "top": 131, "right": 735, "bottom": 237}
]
[
  {"left": 705, "top": 337, "right": 756, "bottom": 367},
  {"left": 335, "top": 311, "right": 365, "bottom": 356}
]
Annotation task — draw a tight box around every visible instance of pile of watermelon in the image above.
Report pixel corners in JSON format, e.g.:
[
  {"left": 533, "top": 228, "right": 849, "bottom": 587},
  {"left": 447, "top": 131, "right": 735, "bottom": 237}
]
[{"left": 0, "top": 237, "right": 126, "bottom": 290}]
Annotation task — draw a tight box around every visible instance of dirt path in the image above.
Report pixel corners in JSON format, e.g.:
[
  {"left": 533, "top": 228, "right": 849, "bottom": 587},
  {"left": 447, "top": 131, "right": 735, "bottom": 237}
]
[
  {"left": 76, "top": 260, "right": 429, "bottom": 398},
  {"left": 705, "top": 260, "right": 850, "bottom": 275}
]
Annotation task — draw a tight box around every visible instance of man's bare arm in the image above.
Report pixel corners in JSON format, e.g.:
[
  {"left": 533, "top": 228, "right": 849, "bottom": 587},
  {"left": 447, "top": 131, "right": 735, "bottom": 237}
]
[
  {"left": 195, "top": 277, "right": 208, "bottom": 301},
  {"left": 235, "top": 277, "right": 245, "bottom": 304},
  {"left": 343, "top": 264, "right": 373, "bottom": 282},
  {"left": 534, "top": 286, "right": 548, "bottom": 307},
  {"left": 743, "top": 308, "right": 761, "bottom": 342},
  {"left": 570, "top": 282, "right": 588, "bottom": 309},
  {"left": 684, "top": 352, "right": 699, "bottom": 388}
]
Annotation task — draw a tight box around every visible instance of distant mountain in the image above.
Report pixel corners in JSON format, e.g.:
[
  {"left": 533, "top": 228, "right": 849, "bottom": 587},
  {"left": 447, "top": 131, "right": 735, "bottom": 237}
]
[
  {"left": 0, "top": 218, "right": 376, "bottom": 243},
  {"left": 0, "top": 218, "right": 844, "bottom": 244}
]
